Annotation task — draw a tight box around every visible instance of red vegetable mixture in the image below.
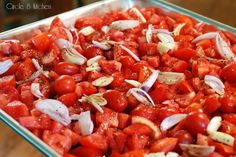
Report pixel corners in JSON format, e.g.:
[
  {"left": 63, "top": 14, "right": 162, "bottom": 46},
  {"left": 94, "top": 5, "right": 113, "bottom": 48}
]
[{"left": 1, "top": 6, "right": 236, "bottom": 157}]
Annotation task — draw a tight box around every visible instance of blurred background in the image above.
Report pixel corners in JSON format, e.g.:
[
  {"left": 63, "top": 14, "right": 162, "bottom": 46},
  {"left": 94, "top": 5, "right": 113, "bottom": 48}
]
[
  {"left": 0, "top": 0, "right": 236, "bottom": 33},
  {"left": 0, "top": 0, "right": 236, "bottom": 157}
]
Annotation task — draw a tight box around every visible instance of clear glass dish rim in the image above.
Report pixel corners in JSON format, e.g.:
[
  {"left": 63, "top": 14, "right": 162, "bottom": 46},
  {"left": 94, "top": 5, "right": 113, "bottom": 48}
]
[{"left": 0, "top": 0, "right": 235, "bottom": 156}]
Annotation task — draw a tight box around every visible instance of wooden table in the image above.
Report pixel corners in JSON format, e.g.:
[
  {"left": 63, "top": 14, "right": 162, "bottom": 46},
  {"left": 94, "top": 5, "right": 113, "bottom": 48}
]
[{"left": 1, "top": 0, "right": 236, "bottom": 157}]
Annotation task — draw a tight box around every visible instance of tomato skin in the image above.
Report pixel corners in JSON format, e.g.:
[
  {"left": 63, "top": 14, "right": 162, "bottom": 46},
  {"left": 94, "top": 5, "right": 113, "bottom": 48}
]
[
  {"left": 70, "top": 146, "right": 102, "bottom": 157},
  {"left": 184, "top": 112, "right": 209, "bottom": 136},
  {"left": 123, "top": 123, "right": 153, "bottom": 136},
  {"left": 204, "top": 96, "right": 221, "bottom": 114},
  {"left": 223, "top": 114, "right": 236, "bottom": 125},
  {"left": 99, "top": 60, "right": 122, "bottom": 75},
  {"left": 84, "top": 46, "right": 103, "bottom": 59},
  {"left": 221, "top": 120, "right": 236, "bottom": 135},
  {"left": 150, "top": 138, "right": 178, "bottom": 153},
  {"left": 103, "top": 90, "right": 128, "bottom": 112},
  {"left": 43, "top": 131, "right": 72, "bottom": 155},
  {"left": 3, "top": 101, "right": 29, "bottom": 119},
  {"left": 54, "top": 75, "right": 76, "bottom": 95},
  {"left": 172, "top": 130, "right": 193, "bottom": 152},
  {"left": 122, "top": 150, "right": 144, "bottom": 157},
  {"left": 119, "top": 56, "right": 135, "bottom": 69},
  {"left": 15, "top": 58, "right": 36, "bottom": 81},
  {"left": 96, "top": 107, "right": 119, "bottom": 128},
  {"left": 0, "top": 75, "right": 16, "bottom": 87},
  {"left": 75, "top": 81, "right": 97, "bottom": 97},
  {"left": 31, "top": 32, "right": 52, "bottom": 52},
  {"left": 131, "top": 105, "right": 156, "bottom": 121},
  {"left": 221, "top": 63, "right": 236, "bottom": 83},
  {"left": 173, "top": 48, "right": 197, "bottom": 61},
  {"left": 207, "top": 152, "right": 224, "bottom": 157},
  {"left": 110, "top": 72, "right": 125, "bottom": 89},
  {"left": 78, "top": 133, "right": 108, "bottom": 151},
  {"left": 156, "top": 106, "right": 179, "bottom": 121},
  {"left": 118, "top": 113, "right": 130, "bottom": 129},
  {"left": 58, "top": 93, "right": 77, "bottom": 107},
  {"left": 54, "top": 62, "right": 79, "bottom": 75},
  {"left": 75, "top": 16, "right": 103, "bottom": 30},
  {"left": 219, "top": 95, "right": 236, "bottom": 113}
]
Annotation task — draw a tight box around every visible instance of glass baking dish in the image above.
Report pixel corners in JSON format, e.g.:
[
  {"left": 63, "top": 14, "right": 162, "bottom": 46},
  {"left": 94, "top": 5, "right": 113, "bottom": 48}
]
[{"left": 0, "top": 0, "right": 235, "bottom": 156}]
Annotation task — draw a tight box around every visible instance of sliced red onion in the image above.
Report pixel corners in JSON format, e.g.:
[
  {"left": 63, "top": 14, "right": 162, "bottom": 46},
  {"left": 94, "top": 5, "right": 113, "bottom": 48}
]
[
  {"left": 132, "top": 116, "right": 161, "bottom": 139},
  {"left": 215, "top": 34, "right": 235, "bottom": 60},
  {"left": 180, "top": 144, "right": 215, "bottom": 157},
  {"left": 62, "top": 28, "right": 73, "bottom": 43},
  {"left": 101, "top": 26, "right": 110, "bottom": 34},
  {"left": 207, "top": 116, "right": 222, "bottom": 133},
  {"left": 119, "top": 45, "right": 140, "bottom": 61},
  {"left": 79, "top": 26, "right": 96, "bottom": 36},
  {"left": 32, "top": 58, "right": 41, "bottom": 71},
  {"left": 62, "top": 48, "right": 86, "bottom": 65},
  {"left": 92, "top": 40, "right": 111, "bottom": 50},
  {"left": 192, "top": 32, "right": 218, "bottom": 43},
  {"left": 160, "top": 114, "right": 187, "bottom": 131},
  {"left": 87, "top": 55, "right": 103, "bottom": 66},
  {"left": 127, "top": 88, "right": 155, "bottom": 106},
  {"left": 0, "top": 59, "right": 13, "bottom": 75},
  {"left": 146, "top": 24, "right": 153, "bottom": 43},
  {"left": 173, "top": 23, "right": 185, "bottom": 36},
  {"left": 35, "top": 99, "right": 71, "bottom": 126},
  {"left": 124, "top": 79, "right": 142, "bottom": 87},
  {"left": 144, "top": 152, "right": 165, "bottom": 157},
  {"left": 92, "top": 76, "right": 114, "bottom": 87},
  {"left": 31, "top": 83, "right": 43, "bottom": 98},
  {"left": 141, "top": 70, "right": 159, "bottom": 92},
  {"left": 79, "top": 94, "right": 106, "bottom": 113},
  {"left": 70, "top": 111, "right": 94, "bottom": 136},
  {"left": 70, "top": 28, "right": 79, "bottom": 45},
  {"left": 209, "top": 131, "right": 234, "bottom": 146},
  {"left": 56, "top": 38, "right": 72, "bottom": 49},
  {"left": 204, "top": 75, "right": 224, "bottom": 95},
  {"left": 17, "top": 70, "right": 42, "bottom": 85},
  {"left": 130, "top": 8, "right": 146, "bottom": 23},
  {"left": 158, "top": 72, "right": 184, "bottom": 85},
  {"left": 109, "top": 20, "right": 140, "bottom": 30}
]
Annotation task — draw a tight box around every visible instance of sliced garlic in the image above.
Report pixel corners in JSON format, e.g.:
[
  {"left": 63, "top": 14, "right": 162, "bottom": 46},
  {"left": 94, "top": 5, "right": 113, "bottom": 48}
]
[
  {"left": 180, "top": 144, "right": 215, "bottom": 157},
  {"left": 209, "top": 131, "right": 234, "bottom": 146},
  {"left": 146, "top": 24, "right": 153, "bottom": 43},
  {"left": 109, "top": 20, "right": 140, "bottom": 30},
  {"left": 87, "top": 55, "right": 103, "bottom": 66},
  {"left": 207, "top": 116, "right": 222, "bottom": 133},
  {"left": 79, "top": 26, "right": 96, "bottom": 36},
  {"left": 92, "top": 76, "right": 114, "bottom": 87},
  {"left": 132, "top": 116, "right": 161, "bottom": 139},
  {"left": 166, "top": 152, "right": 179, "bottom": 157},
  {"left": 130, "top": 8, "right": 146, "bottom": 23},
  {"left": 86, "top": 62, "right": 101, "bottom": 72},
  {"left": 79, "top": 94, "right": 107, "bottom": 113},
  {"left": 144, "top": 152, "right": 165, "bottom": 157},
  {"left": 173, "top": 23, "right": 185, "bottom": 36},
  {"left": 125, "top": 79, "right": 142, "bottom": 87},
  {"left": 158, "top": 72, "right": 184, "bottom": 85}
]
